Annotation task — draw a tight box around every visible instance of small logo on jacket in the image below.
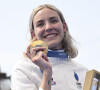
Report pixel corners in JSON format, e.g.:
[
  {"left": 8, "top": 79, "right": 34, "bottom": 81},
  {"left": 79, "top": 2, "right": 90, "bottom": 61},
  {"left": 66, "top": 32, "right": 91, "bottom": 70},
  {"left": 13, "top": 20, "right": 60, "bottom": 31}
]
[
  {"left": 51, "top": 78, "right": 56, "bottom": 85},
  {"left": 74, "top": 72, "right": 82, "bottom": 89}
]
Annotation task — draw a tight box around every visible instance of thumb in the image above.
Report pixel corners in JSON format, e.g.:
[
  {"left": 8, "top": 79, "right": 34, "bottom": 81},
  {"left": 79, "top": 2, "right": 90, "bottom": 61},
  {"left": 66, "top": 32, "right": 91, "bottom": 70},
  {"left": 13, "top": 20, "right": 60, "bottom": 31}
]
[{"left": 32, "top": 36, "right": 37, "bottom": 41}]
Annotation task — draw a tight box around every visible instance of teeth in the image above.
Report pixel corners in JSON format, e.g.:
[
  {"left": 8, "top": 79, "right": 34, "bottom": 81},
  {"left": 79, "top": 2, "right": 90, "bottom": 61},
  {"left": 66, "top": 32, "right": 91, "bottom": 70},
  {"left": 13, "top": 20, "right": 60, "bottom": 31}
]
[{"left": 46, "top": 34, "right": 56, "bottom": 38}]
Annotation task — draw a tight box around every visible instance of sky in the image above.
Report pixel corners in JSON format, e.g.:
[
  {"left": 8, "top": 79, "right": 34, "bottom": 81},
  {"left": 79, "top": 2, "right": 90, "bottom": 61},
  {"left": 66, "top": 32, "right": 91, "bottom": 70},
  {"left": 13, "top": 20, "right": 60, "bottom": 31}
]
[{"left": 0, "top": 0, "right": 100, "bottom": 76}]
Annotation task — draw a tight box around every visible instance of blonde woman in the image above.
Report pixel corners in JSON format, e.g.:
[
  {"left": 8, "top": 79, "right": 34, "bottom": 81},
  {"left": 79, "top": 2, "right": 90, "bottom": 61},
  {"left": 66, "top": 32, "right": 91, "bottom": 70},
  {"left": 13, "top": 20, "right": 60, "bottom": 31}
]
[{"left": 11, "top": 4, "right": 88, "bottom": 90}]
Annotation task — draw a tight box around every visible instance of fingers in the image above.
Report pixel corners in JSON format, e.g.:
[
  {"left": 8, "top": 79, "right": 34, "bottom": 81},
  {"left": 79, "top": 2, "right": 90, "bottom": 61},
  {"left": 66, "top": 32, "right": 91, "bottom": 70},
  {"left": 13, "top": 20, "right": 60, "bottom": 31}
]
[
  {"left": 25, "top": 45, "right": 36, "bottom": 59},
  {"left": 26, "top": 45, "right": 46, "bottom": 60},
  {"left": 25, "top": 45, "right": 31, "bottom": 59},
  {"left": 33, "top": 51, "right": 50, "bottom": 69},
  {"left": 42, "top": 53, "right": 49, "bottom": 62},
  {"left": 32, "top": 47, "right": 46, "bottom": 53},
  {"left": 34, "top": 50, "right": 48, "bottom": 62},
  {"left": 32, "top": 37, "right": 37, "bottom": 41},
  {"left": 25, "top": 45, "right": 51, "bottom": 72}
]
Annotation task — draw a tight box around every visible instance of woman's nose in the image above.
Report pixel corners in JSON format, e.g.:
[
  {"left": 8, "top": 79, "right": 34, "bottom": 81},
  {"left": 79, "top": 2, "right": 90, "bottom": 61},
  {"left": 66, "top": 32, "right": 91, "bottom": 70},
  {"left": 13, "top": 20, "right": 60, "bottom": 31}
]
[{"left": 45, "top": 22, "right": 52, "bottom": 31}]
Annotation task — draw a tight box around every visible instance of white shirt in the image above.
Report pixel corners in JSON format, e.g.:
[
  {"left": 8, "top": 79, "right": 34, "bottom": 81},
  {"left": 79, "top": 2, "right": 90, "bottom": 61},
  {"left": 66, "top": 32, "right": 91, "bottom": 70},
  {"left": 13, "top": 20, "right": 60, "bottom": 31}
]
[{"left": 11, "top": 51, "right": 88, "bottom": 90}]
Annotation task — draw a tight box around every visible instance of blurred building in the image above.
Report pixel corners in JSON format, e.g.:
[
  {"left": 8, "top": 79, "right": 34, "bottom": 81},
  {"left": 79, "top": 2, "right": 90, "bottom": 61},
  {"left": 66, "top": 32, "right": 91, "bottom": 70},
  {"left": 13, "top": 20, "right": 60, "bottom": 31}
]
[{"left": 0, "top": 71, "right": 11, "bottom": 90}]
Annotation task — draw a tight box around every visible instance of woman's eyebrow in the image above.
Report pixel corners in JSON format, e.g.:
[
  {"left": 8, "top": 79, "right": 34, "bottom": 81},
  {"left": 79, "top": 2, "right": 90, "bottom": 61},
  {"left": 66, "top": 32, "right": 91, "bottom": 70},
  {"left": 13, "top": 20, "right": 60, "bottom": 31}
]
[
  {"left": 49, "top": 16, "right": 58, "bottom": 20},
  {"left": 36, "top": 20, "right": 44, "bottom": 24},
  {"left": 35, "top": 16, "right": 59, "bottom": 24}
]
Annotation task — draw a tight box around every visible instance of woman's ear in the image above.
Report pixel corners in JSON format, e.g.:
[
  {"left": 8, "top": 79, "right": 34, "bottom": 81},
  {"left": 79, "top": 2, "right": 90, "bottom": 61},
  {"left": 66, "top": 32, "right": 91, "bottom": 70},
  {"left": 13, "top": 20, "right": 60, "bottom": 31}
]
[
  {"left": 63, "top": 22, "right": 68, "bottom": 32},
  {"left": 30, "top": 30, "right": 37, "bottom": 41}
]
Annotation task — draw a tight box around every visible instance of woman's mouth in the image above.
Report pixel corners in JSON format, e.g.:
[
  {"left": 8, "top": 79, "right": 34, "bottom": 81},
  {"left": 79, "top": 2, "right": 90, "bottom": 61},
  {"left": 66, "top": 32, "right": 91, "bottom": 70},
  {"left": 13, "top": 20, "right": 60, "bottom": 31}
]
[{"left": 44, "top": 34, "right": 57, "bottom": 39}]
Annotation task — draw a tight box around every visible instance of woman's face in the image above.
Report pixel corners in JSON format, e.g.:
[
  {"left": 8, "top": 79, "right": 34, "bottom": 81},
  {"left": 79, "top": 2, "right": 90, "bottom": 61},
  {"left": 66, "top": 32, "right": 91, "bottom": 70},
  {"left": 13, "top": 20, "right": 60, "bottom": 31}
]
[{"left": 33, "top": 8, "right": 66, "bottom": 50}]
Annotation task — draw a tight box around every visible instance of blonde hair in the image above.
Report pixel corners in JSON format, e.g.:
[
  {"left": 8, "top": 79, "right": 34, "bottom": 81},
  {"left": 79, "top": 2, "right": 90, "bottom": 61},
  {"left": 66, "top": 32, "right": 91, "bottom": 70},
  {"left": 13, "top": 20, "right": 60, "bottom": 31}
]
[{"left": 29, "top": 4, "right": 78, "bottom": 59}]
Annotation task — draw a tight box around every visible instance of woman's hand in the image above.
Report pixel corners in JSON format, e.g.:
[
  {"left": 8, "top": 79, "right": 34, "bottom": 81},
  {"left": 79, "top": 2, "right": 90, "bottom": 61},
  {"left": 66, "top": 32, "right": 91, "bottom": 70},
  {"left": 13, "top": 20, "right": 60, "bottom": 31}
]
[
  {"left": 25, "top": 45, "right": 52, "bottom": 90},
  {"left": 26, "top": 45, "right": 52, "bottom": 72}
]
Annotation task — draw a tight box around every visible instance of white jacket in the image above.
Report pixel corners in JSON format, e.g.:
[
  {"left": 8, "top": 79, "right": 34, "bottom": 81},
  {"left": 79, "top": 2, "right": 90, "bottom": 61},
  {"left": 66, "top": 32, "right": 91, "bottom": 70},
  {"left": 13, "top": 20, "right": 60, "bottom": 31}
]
[{"left": 11, "top": 50, "right": 88, "bottom": 90}]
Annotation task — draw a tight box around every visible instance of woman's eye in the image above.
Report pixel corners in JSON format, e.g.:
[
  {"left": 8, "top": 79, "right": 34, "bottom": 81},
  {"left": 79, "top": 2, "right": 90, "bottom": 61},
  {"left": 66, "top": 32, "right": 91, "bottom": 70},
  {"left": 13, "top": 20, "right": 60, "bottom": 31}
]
[
  {"left": 50, "top": 19, "right": 58, "bottom": 23},
  {"left": 37, "top": 23, "right": 44, "bottom": 27}
]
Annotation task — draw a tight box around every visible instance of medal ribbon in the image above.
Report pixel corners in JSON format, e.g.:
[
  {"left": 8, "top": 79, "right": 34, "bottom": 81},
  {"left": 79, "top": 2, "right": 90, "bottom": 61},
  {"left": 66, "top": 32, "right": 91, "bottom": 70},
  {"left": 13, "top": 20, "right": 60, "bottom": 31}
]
[{"left": 47, "top": 50, "right": 68, "bottom": 58}]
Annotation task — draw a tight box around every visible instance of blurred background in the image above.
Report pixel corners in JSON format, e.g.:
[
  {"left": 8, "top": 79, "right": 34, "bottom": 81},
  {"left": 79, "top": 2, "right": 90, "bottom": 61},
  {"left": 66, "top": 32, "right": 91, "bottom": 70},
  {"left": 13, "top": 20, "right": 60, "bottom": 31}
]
[{"left": 0, "top": 0, "right": 100, "bottom": 89}]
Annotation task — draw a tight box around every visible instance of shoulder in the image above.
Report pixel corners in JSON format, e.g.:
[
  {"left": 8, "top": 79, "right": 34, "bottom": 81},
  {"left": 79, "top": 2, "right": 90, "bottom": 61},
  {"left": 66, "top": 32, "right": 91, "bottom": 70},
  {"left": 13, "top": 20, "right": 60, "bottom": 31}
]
[
  {"left": 66, "top": 59, "right": 88, "bottom": 71},
  {"left": 12, "top": 57, "right": 38, "bottom": 74},
  {"left": 11, "top": 57, "right": 40, "bottom": 90}
]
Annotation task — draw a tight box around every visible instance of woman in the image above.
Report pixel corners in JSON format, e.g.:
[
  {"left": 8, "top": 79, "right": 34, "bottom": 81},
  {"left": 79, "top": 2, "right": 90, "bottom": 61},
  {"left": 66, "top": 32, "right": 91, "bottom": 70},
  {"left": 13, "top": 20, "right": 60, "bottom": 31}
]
[{"left": 11, "top": 4, "right": 88, "bottom": 90}]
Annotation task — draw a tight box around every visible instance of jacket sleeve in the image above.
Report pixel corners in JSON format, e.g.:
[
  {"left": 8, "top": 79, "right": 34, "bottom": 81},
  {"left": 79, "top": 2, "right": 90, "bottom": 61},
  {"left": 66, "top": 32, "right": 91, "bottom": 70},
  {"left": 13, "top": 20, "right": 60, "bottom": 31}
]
[{"left": 11, "top": 69, "right": 38, "bottom": 90}]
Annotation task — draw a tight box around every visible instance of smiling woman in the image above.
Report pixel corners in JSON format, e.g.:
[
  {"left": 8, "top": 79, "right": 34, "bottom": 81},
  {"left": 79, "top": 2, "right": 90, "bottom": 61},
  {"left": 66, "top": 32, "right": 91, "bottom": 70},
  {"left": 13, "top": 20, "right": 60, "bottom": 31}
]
[
  {"left": 33, "top": 8, "right": 66, "bottom": 50},
  {"left": 11, "top": 4, "right": 88, "bottom": 90}
]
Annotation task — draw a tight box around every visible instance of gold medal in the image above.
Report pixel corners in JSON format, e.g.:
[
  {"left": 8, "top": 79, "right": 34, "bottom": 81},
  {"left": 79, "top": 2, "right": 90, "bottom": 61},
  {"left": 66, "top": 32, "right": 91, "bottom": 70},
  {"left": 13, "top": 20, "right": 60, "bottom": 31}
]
[{"left": 30, "top": 40, "right": 48, "bottom": 54}]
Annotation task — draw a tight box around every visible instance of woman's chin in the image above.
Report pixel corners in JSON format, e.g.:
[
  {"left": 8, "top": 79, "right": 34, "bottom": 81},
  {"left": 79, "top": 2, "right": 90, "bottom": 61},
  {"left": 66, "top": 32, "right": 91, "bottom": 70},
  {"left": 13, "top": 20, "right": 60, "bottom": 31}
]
[{"left": 47, "top": 43, "right": 62, "bottom": 50}]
